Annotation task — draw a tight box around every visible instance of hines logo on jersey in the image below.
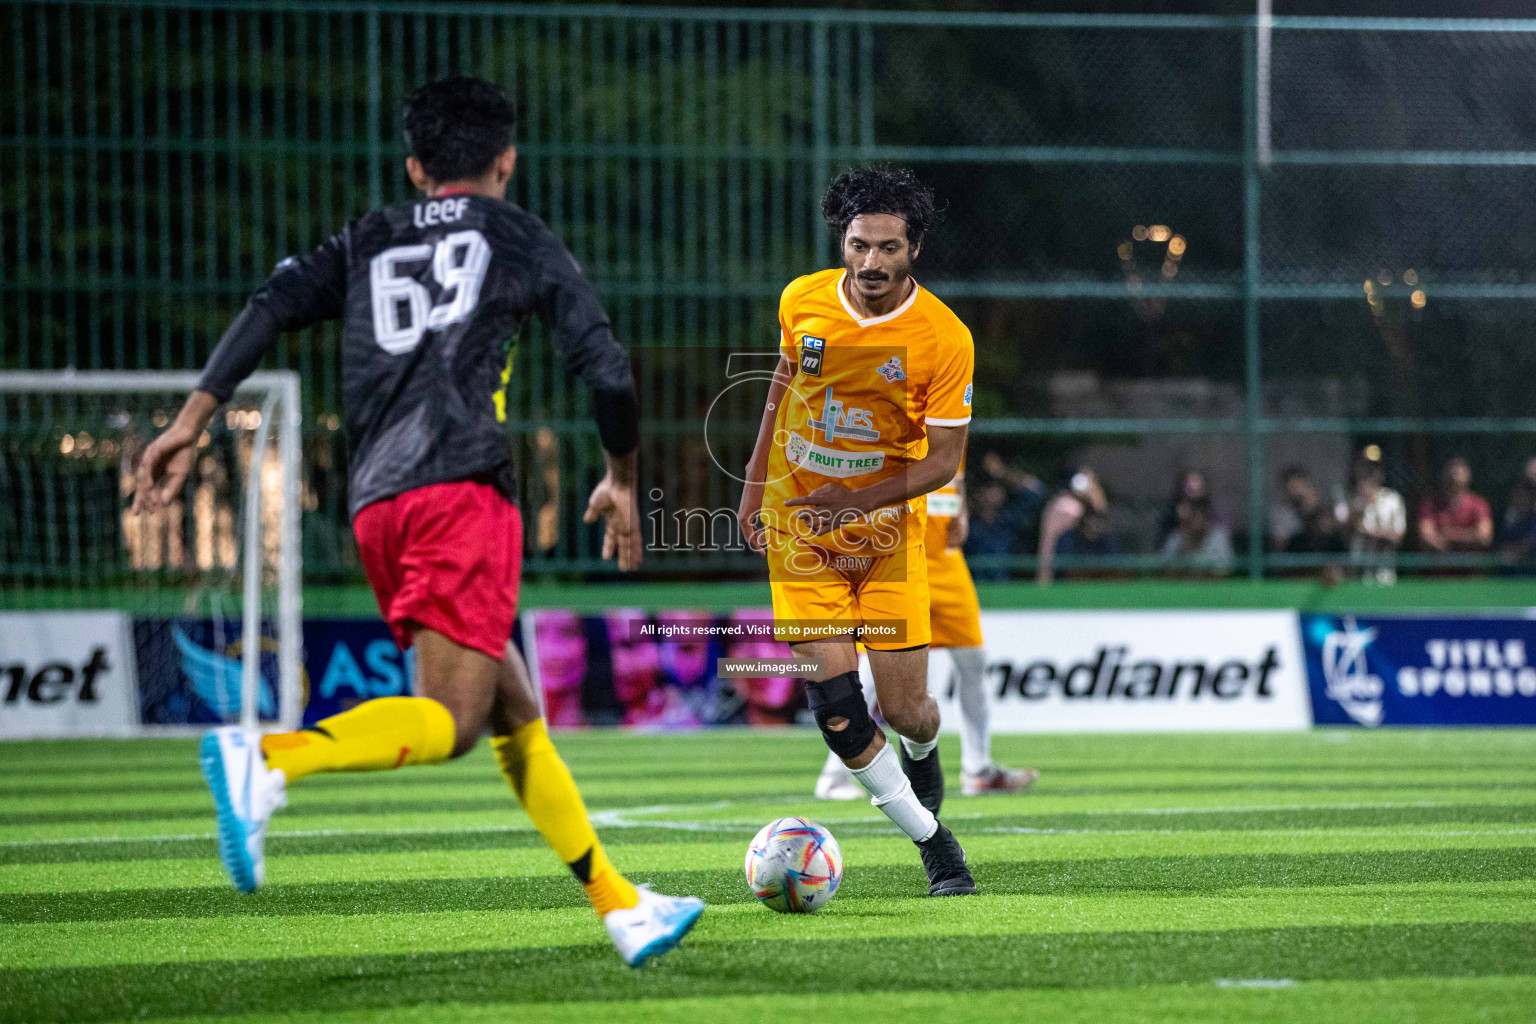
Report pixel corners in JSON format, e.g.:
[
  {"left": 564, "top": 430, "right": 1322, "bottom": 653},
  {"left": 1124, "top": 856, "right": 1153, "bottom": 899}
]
[{"left": 807, "top": 387, "right": 878, "bottom": 443}]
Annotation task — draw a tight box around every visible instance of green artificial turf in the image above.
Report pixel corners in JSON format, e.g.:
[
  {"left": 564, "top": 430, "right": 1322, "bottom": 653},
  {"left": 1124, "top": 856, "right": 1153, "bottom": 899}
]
[{"left": 1, "top": 729, "right": 1533, "bottom": 1023}]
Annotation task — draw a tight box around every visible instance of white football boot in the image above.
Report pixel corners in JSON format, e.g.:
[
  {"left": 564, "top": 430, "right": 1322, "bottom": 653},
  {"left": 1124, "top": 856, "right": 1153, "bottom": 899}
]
[
  {"left": 813, "top": 753, "right": 864, "bottom": 801},
  {"left": 199, "top": 726, "right": 287, "bottom": 893},
  {"left": 604, "top": 884, "right": 705, "bottom": 967}
]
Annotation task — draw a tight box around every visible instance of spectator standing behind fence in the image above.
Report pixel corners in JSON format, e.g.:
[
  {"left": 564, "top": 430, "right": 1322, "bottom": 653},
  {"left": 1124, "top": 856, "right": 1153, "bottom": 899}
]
[
  {"left": 1347, "top": 456, "right": 1405, "bottom": 584},
  {"left": 1158, "top": 495, "right": 1233, "bottom": 575},
  {"left": 963, "top": 452, "right": 1045, "bottom": 582},
  {"left": 1036, "top": 467, "right": 1108, "bottom": 584},
  {"left": 1053, "top": 506, "right": 1124, "bottom": 575},
  {"left": 1498, "top": 457, "right": 1536, "bottom": 570},
  {"left": 1270, "top": 464, "right": 1347, "bottom": 567},
  {"left": 1419, "top": 457, "right": 1493, "bottom": 554},
  {"left": 1159, "top": 468, "right": 1210, "bottom": 547}
]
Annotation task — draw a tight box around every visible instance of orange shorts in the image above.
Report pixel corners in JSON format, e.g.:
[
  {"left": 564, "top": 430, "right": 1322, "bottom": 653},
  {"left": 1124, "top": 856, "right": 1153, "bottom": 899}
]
[
  {"left": 765, "top": 532, "right": 930, "bottom": 651},
  {"left": 925, "top": 542, "right": 984, "bottom": 649}
]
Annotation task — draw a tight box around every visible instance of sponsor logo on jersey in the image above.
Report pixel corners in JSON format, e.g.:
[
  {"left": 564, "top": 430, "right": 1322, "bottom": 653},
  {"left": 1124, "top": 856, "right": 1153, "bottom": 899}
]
[
  {"left": 806, "top": 387, "right": 879, "bottom": 443},
  {"left": 782, "top": 433, "right": 885, "bottom": 478},
  {"left": 963, "top": 383, "right": 972, "bottom": 406},
  {"left": 799, "top": 335, "right": 825, "bottom": 377},
  {"left": 876, "top": 356, "right": 905, "bottom": 382}
]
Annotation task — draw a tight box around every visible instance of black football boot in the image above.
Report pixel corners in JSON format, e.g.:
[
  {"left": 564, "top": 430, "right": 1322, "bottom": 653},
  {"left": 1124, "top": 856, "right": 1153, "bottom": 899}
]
[{"left": 916, "top": 822, "right": 977, "bottom": 896}]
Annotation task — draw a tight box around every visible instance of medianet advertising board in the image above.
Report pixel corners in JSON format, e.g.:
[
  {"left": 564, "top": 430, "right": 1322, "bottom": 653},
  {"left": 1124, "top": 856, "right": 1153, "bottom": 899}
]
[
  {"left": 0, "top": 611, "right": 138, "bottom": 739},
  {"left": 932, "top": 610, "right": 1312, "bottom": 733}
]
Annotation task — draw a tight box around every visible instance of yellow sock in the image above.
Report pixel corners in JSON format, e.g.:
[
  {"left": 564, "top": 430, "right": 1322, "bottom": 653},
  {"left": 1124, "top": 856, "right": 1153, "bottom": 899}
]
[
  {"left": 491, "top": 719, "right": 640, "bottom": 917},
  {"left": 260, "top": 696, "right": 456, "bottom": 783}
]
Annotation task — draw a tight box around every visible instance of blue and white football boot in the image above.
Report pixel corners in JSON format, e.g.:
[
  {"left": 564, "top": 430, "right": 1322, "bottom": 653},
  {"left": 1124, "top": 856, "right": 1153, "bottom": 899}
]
[
  {"left": 603, "top": 884, "right": 705, "bottom": 967},
  {"left": 199, "top": 726, "right": 287, "bottom": 893}
]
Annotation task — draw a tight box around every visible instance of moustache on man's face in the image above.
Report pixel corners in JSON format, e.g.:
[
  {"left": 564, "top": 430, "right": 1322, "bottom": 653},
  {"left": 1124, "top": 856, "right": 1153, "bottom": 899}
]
[{"left": 857, "top": 272, "right": 889, "bottom": 282}]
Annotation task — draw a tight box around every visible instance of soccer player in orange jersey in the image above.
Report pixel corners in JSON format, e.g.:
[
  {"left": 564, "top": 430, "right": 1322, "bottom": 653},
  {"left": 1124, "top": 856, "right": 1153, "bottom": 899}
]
[
  {"left": 737, "top": 168, "right": 976, "bottom": 896},
  {"left": 814, "top": 459, "right": 1039, "bottom": 801}
]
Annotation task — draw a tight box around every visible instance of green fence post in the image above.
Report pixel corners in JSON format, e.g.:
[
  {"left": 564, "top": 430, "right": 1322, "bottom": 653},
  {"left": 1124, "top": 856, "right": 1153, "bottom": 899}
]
[
  {"left": 366, "top": 8, "right": 382, "bottom": 210},
  {"left": 812, "top": 18, "right": 831, "bottom": 264},
  {"left": 1243, "top": 21, "right": 1265, "bottom": 581}
]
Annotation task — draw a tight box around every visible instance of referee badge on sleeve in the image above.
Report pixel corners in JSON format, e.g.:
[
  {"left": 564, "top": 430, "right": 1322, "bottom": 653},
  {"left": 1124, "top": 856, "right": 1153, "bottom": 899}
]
[{"left": 799, "top": 336, "right": 825, "bottom": 377}]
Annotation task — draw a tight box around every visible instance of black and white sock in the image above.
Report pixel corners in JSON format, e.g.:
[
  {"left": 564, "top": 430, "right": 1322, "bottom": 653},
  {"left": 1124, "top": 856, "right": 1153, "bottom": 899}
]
[{"left": 900, "top": 735, "right": 938, "bottom": 760}]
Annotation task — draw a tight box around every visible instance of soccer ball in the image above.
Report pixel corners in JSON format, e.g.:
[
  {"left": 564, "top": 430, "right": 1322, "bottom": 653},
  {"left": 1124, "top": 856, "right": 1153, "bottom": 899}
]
[{"left": 744, "top": 816, "right": 843, "bottom": 913}]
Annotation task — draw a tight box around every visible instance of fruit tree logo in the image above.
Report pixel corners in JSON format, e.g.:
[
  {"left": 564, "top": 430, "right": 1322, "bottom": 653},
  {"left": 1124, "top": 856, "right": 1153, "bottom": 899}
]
[{"left": 1320, "top": 617, "right": 1384, "bottom": 727}]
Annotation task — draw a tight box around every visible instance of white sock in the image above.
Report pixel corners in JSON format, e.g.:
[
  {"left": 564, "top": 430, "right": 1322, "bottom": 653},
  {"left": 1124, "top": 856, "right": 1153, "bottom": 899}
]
[
  {"left": 851, "top": 741, "right": 938, "bottom": 842},
  {"left": 951, "top": 646, "right": 992, "bottom": 776},
  {"left": 900, "top": 735, "right": 937, "bottom": 760}
]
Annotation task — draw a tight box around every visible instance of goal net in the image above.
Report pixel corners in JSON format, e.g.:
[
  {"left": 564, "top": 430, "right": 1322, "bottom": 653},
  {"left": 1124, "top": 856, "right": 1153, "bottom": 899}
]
[{"left": 0, "top": 371, "right": 303, "bottom": 733}]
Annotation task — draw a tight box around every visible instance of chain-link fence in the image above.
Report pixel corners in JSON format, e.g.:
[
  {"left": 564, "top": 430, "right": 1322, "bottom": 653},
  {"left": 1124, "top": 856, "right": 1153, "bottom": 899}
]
[{"left": 5, "top": 3, "right": 1536, "bottom": 586}]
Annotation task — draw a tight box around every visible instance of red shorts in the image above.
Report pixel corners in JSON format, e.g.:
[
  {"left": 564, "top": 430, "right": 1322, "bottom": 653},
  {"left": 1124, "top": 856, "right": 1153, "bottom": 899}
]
[{"left": 353, "top": 479, "right": 523, "bottom": 661}]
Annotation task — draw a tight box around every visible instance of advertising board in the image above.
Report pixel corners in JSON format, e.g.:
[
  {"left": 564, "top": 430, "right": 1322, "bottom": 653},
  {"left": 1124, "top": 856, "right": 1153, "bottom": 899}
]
[
  {"left": 931, "top": 610, "right": 1312, "bottom": 733},
  {"left": 1301, "top": 613, "right": 1536, "bottom": 727},
  {"left": 0, "top": 611, "right": 137, "bottom": 738}
]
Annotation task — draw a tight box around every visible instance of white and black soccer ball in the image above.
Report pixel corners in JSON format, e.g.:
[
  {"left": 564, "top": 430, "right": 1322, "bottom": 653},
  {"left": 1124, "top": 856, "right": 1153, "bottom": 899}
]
[{"left": 744, "top": 816, "right": 843, "bottom": 914}]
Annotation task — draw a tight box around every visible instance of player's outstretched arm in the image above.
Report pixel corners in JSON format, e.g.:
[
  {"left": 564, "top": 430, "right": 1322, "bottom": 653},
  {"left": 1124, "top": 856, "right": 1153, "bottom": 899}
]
[
  {"left": 583, "top": 448, "right": 642, "bottom": 571},
  {"left": 133, "top": 236, "right": 346, "bottom": 514},
  {"left": 737, "top": 355, "right": 795, "bottom": 554},
  {"left": 133, "top": 390, "right": 218, "bottom": 514},
  {"left": 786, "top": 423, "right": 968, "bottom": 537}
]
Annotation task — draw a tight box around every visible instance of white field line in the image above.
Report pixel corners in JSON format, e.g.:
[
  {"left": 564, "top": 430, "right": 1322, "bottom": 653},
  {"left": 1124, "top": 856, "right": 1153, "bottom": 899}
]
[
  {"left": 6, "top": 798, "right": 1536, "bottom": 849},
  {"left": 1216, "top": 979, "right": 1296, "bottom": 989},
  {"left": 7, "top": 824, "right": 1536, "bottom": 849},
  {"left": 0, "top": 803, "right": 733, "bottom": 848},
  {"left": 589, "top": 801, "right": 735, "bottom": 831}
]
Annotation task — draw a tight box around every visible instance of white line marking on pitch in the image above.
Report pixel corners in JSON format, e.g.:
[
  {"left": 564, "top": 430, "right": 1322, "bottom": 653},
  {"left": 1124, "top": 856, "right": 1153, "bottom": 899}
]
[
  {"left": 7, "top": 797, "right": 1536, "bottom": 848},
  {"left": 1216, "top": 979, "right": 1296, "bottom": 988}
]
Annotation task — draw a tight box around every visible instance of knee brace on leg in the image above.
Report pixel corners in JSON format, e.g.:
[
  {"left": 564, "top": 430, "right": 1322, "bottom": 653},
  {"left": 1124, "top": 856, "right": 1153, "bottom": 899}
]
[{"left": 806, "top": 670, "right": 878, "bottom": 760}]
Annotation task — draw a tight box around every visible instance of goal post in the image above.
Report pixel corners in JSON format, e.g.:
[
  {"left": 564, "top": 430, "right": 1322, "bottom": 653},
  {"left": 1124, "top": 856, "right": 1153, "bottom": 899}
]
[{"left": 0, "top": 370, "right": 304, "bottom": 734}]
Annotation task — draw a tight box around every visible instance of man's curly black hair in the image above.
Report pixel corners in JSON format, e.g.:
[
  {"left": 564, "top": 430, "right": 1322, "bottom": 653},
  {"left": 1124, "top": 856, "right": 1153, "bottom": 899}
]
[
  {"left": 820, "top": 167, "right": 937, "bottom": 249},
  {"left": 402, "top": 76, "right": 517, "bottom": 183}
]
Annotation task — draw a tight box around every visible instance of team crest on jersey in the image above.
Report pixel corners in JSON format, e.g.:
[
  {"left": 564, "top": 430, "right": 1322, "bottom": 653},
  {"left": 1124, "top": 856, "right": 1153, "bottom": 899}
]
[
  {"left": 876, "top": 356, "right": 905, "bottom": 382},
  {"left": 799, "top": 335, "right": 825, "bottom": 377}
]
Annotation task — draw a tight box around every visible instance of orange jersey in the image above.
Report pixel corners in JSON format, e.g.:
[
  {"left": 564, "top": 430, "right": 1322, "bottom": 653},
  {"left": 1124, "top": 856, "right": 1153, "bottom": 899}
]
[{"left": 762, "top": 269, "right": 975, "bottom": 556}]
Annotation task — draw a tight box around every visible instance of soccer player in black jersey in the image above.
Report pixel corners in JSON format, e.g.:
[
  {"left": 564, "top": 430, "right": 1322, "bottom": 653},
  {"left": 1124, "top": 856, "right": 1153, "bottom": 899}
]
[{"left": 133, "top": 77, "right": 703, "bottom": 967}]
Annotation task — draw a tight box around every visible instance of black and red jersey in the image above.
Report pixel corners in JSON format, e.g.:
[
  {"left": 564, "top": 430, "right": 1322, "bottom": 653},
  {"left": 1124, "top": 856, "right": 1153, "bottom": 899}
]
[{"left": 198, "top": 194, "right": 636, "bottom": 518}]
